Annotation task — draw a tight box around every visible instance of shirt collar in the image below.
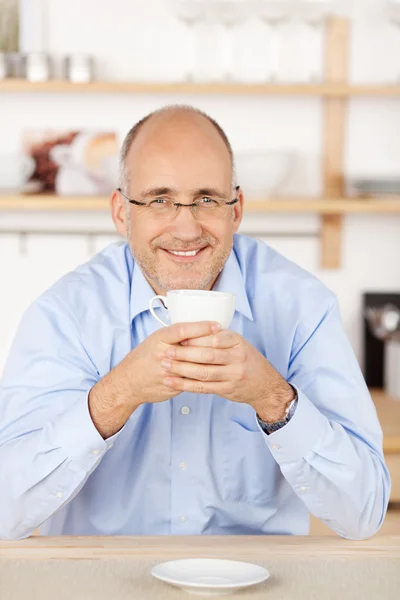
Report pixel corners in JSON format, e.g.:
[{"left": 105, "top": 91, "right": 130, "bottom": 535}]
[
  {"left": 129, "top": 260, "right": 160, "bottom": 323},
  {"left": 212, "top": 249, "right": 253, "bottom": 321},
  {"left": 129, "top": 247, "right": 254, "bottom": 323}
]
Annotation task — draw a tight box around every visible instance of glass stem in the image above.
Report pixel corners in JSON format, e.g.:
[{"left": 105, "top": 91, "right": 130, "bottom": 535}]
[
  {"left": 222, "top": 23, "right": 234, "bottom": 81},
  {"left": 185, "top": 22, "right": 195, "bottom": 82},
  {"left": 268, "top": 23, "right": 281, "bottom": 82}
]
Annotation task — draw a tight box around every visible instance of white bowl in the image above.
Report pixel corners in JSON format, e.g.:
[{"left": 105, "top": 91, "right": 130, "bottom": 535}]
[{"left": 234, "top": 150, "right": 296, "bottom": 199}]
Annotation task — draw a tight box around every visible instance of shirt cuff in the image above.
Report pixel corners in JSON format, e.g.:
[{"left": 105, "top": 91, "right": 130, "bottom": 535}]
[
  {"left": 256, "top": 385, "right": 330, "bottom": 464},
  {"left": 50, "top": 393, "right": 122, "bottom": 471}
]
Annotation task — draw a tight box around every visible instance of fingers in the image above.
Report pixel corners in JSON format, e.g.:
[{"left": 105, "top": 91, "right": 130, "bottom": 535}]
[
  {"left": 161, "top": 321, "right": 221, "bottom": 345},
  {"left": 183, "top": 329, "right": 239, "bottom": 349},
  {"left": 167, "top": 345, "right": 231, "bottom": 365},
  {"left": 164, "top": 376, "right": 232, "bottom": 396},
  {"left": 161, "top": 359, "right": 230, "bottom": 382}
]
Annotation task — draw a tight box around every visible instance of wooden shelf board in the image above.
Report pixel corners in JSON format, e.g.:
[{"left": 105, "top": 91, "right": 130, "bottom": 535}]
[
  {"left": 244, "top": 199, "right": 400, "bottom": 213},
  {"left": 1, "top": 196, "right": 400, "bottom": 213},
  {"left": 0, "top": 196, "right": 110, "bottom": 211},
  {"left": 2, "top": 79, "right": 400, "bottom": 96}
]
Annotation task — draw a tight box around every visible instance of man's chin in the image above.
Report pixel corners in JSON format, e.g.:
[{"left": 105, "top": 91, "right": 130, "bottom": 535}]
[{"left": 159, "top": 277, "right": 212, "bottom": 292}]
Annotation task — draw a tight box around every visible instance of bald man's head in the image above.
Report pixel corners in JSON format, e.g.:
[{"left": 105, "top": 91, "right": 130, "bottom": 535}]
[
  {"left": 111, "top": 105, "right": 242, "bottom": 294},
  {"left": 118, "top": 105, "right": 235, "bottom": 191}
]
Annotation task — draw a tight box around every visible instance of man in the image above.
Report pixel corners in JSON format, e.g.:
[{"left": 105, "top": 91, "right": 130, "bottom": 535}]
[{"left": 0, "top": 106, "right": 390, "bottom": 541}]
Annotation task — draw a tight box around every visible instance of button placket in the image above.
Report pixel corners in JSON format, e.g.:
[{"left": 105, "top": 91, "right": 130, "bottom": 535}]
[{"left": 170, "top": 395, "right": 198, "bottom": 533}]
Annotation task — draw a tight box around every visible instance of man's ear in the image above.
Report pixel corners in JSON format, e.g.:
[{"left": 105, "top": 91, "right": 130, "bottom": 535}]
[
  {"left": 232, "top": 186, "right": 243, "bottom": 233},
  {"left": 111, "top": 190, "right": 128, "bottom": 237}
]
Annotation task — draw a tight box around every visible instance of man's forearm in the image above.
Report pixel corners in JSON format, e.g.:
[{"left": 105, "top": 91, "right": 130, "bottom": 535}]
[
  {"left": 263, "top": 389, "right": 390, "bottom": 540},
  {"left": 0, "top": 396, "right": 110, "bottom": 540},
  {"left": 89, "top": 362, "right": 142, "bottom": 439}
]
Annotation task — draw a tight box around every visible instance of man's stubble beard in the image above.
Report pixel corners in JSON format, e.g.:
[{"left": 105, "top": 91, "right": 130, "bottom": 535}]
[{"left": 126, "top": 216, "right": 231, "bottom": 292}]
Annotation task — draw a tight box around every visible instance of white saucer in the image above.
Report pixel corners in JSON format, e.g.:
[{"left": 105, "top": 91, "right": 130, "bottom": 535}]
[{"left": 151, "top": 558, "right": 270, "bottom": 596}]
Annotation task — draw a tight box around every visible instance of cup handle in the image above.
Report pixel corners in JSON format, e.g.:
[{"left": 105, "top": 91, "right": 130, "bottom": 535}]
[{"left": 149, "top": 295, "right": 169, "bottom": 327}]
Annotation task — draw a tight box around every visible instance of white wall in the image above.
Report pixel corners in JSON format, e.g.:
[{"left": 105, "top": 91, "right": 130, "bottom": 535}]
[{"left": 1, "top": 0, "right": 400, "bottom": 373}]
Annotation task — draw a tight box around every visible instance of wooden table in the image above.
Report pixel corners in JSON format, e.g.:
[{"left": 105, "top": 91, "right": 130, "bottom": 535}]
[{"left": 0, "top": 536, "right": 399, "bottom": 599}]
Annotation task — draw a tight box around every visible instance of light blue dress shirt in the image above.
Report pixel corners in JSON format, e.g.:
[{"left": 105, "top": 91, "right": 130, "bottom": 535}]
[{"left": 0, "top": 235, "right": 390, "bottom": 540}]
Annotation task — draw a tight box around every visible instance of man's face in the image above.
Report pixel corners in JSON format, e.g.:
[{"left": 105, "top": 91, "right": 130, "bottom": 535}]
[{"left": 113, "top": 114, "right": 243, "bottom": 294}]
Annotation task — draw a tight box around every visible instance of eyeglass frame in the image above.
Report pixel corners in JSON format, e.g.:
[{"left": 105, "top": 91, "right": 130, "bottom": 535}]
[{"left": 116, "top": 186, "right": 240, "bottom": 218}]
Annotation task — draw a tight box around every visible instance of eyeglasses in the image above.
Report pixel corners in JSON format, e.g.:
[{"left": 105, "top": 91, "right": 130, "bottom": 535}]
[{"left": 117, "top": 186, "right": 240, "bottom": 220}]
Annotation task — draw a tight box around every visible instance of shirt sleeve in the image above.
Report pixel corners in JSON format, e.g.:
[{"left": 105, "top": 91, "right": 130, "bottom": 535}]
[
  {"left": 0, "top": 293, "right": 121, "bottom": 540},
  {"left": 257, "top": 299, "right": 391, "bottom": 540}
]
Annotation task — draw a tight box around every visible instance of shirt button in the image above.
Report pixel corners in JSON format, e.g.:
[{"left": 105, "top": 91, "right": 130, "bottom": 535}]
[
  {"left": 107, "top": 442, "right": 114, "bottom": 450},
  {"left": 299, "top": 485, "right": 308, "bottom": 493},
  {"left": 56, "top": 491, "right": 64, "bottom": 499},
  {"left": 272, "top": 444, "right": 281, "bottom": 451},
  {"left": 92, "top": 449, "right": 101, "bottom": 456},
  {"left": 180, "top": 406, "right": 191, "bottom": 415},
  {"left": 179, "top": 515, "right": 188, "bottom": 523},
  {"left": 179, "top": 461, "right": 188, "bottom": 471}
]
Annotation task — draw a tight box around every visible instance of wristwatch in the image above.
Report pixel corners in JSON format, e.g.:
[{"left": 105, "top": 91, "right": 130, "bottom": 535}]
[{"left": 257, "top": 385, "right": 298, "bottom": 435}]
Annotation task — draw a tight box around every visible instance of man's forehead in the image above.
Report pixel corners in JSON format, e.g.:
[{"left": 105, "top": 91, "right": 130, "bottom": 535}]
[{"left": 128, "top": 142, "right": 232, "bottom": 182}]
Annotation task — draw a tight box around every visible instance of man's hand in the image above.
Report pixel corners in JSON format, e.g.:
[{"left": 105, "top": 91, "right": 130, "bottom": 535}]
[
  {"left": 161, "top": 329, "right": 295, "bottom": 423},
  {"left": 89, "top": 321, "right": 221, "bottom": 438}
]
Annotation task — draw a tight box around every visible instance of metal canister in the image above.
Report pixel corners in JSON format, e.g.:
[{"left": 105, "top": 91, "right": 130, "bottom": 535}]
[
  {"left": 64, "top": 54, "right": 94, "bottom": 83},
  {"left": 6, "top": 53, "right": 25, "bottom": 78}
]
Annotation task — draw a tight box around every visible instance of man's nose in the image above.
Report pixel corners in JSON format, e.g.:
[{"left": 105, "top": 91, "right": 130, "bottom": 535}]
[{"left": 168, "top": 205, "right": 203, "bottom": 240}]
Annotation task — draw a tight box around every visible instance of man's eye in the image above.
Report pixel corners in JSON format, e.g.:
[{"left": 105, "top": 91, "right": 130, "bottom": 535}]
[
  {"left": 200, "top": 197, "right": 217, "bottom": 204},
  {"left": 150, "top": 198, "right": 167, "bottom": 205}
]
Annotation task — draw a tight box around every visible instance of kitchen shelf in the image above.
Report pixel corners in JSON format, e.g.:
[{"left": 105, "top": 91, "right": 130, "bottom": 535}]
[
  {"left": 1, "top": 195, "right": 400, "bottom": 213},
  {"left": 1, "top": 19, "right": 398, "bottom": 269},
  {"left": 1, "top": 79, "right": 400, "bottom": 96}
]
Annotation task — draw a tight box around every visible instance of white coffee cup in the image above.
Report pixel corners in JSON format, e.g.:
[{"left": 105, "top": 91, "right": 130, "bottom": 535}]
[{"left": 149, "top": 290, "right": 236, "bottom": 329}]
